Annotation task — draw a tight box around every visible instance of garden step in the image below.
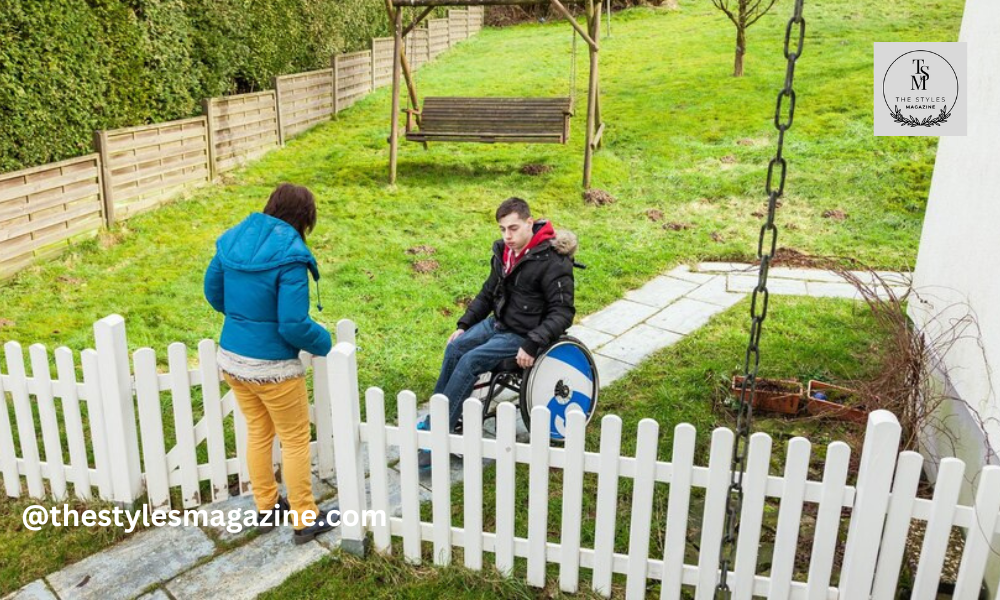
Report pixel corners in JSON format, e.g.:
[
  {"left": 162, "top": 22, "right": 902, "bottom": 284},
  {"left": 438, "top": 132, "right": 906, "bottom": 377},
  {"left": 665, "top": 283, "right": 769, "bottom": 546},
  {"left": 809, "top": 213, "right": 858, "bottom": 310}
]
[
  {"left": 46, "top": 526, "right": 215, "bottom": 600},
  {"left": 164, "top": 525, "right": 329, "bottom": 600},
  {"left": 2, "top": 581, "right": 57, "bottom": 600}
]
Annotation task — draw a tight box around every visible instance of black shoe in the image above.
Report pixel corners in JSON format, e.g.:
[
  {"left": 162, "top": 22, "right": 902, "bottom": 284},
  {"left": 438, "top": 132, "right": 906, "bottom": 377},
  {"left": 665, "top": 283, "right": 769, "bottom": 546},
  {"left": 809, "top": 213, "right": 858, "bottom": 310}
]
[
  {"left": 256, "top": 496, "right": 291, "bottom": 533},
  {"left": 292, "top": 508, "right": 339, "bottom": 545}
]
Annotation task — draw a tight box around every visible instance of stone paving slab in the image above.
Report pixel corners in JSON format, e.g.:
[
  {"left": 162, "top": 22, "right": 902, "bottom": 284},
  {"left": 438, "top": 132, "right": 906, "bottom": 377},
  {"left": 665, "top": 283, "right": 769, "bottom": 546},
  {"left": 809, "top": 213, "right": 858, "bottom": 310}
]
[
  {"left": 727, "top": 274, "right": 808, "bottom": 295},
  {"left": 666, "top": 265, "right": 718, "bottom": 285},
  {"left": 48, "top": 526, "right": 215, "bottom": 600},
  {"left": 624, "top": 276, "right": 699, "bottom": 308},
  {"left": 200, "top": 492, "right": 258, "bottom": 543},
  {"left": 565, "top": 325, "right": 614, "bottom": 352},
  {"left": 3, "top": 581, "right": 57, "bottom": 600},
  {"left": 695, "top": 262, "right": 754, "bottom": 273},
  {"left": 596, "top": 324, "right": 683, "bottom": 366},
  {"left": 165, "top": 526, "right": 329, "bottom": 600},
  {"left": 592, "top": 353, "right": 633, "bottom": 387},
  {"left": 767, "top": 267, "right": 846, "bottom": 283},
  {"left": 646, "top": 298, "right": 725, "bottom": 336},
  {"left": 578, "top": 300, "right": 660, "bottom": 336},
  {"left": 684, "top": 275, "right": 744, "bottom": 308},
  {"left": 135, "top": 591, "right": 170, "bottom": 600}
]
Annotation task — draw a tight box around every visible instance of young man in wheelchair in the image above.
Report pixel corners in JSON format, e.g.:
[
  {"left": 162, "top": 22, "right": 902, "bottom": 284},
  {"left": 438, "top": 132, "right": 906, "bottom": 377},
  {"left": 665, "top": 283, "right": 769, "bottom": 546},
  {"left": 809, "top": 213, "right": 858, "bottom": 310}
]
[{"left": 419, "top": 197, "right": 577, "bottom": 467}]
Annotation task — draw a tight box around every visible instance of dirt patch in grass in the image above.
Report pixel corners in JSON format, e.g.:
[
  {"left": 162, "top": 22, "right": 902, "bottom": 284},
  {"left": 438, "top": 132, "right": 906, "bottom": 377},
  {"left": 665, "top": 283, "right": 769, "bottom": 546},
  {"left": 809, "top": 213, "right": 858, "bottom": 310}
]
[
  {"left": 412, "top": 260, "right": 439, "bottom": 274},
  {"left": 406, "top": 245, "right": 437, "bottom": 255},
  {"left": 663, "top": 222, "right": 693, "bottom": 231},
  {"left": 645, "top": 208, "right": 664, "bottom": 222},
  {"left": 822, "top": 209, "right": 849, "bottom": 221},
  {"left": 583, "top": 189, "right": 616, "bottom": 206},
  {"left": 520, "top": 163, "right": 552, "bottom": 176}
]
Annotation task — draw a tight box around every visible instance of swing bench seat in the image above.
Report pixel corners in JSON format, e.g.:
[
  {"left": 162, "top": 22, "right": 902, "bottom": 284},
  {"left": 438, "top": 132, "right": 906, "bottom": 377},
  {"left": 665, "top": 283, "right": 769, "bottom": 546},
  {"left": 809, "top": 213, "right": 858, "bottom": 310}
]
[{"left": 404, "top": 97, "right": 573, "bottom": 144}]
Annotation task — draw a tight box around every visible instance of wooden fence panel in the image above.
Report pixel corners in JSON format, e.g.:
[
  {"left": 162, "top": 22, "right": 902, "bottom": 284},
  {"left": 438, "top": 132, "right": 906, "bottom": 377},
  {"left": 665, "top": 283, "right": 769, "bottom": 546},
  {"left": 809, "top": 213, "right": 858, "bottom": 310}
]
[
  {"left": 0, "top": 155, "right": 103, "bottom": 280},
  {"left": 468, "top": 6, "right": 484, "bottom": 34},
  {"left": 274, "top": 69, "right": 334, "bottom": 142},
  {"left": 333, "top": 50, "right": 373, "bottom": 112},
  {"left": 96, "top": 118, "right": 210, "bottom": 224},
  {"left": 203, "top": 91, "right": 279, "bottom": 176},
  {"left": 428, "top": 18, "right": 450, "bottom": 59},
  {"left": 407, "top": 28, "right": 430, "bottom": 70},
  {"left": 449, "top": 10, "right": 470, "bottom": 44},
  {"left": 372, "top": 38, "right": 395, "bottom": 89}
]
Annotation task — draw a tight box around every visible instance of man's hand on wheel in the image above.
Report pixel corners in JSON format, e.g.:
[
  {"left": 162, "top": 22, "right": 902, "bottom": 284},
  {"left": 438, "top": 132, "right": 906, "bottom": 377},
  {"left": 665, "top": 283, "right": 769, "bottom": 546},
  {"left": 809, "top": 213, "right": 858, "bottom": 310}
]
[
  {"left": 447, "top": 329, "right": 465, "bottom": 345},
  {"left": 516, "top": 348, "right": 535, "bottom": 369}
]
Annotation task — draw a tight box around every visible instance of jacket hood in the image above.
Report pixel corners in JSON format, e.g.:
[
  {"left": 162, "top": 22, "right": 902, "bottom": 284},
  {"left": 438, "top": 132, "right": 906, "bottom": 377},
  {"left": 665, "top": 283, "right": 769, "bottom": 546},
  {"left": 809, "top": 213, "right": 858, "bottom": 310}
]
[
  {"left": 216, "top": 213, "right": 319, "bottom": 280},
  {"left": 552, "top": 228, "right": 578, "bottom": 258}
]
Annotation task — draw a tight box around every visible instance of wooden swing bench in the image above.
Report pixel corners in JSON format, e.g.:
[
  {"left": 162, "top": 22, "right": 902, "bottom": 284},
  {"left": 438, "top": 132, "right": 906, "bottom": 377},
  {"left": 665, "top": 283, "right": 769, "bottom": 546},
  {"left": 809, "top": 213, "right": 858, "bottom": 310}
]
[{"left": 404, "top": 97, "right": 574, "bottom": 144}]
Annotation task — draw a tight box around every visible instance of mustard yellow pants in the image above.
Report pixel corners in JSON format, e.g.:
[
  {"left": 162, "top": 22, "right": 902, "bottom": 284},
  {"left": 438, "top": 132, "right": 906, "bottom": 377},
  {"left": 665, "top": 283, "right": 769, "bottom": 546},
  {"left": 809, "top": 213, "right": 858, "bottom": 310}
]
[{"left": 224, "top": 373, "right": 319, "bottom": 530}]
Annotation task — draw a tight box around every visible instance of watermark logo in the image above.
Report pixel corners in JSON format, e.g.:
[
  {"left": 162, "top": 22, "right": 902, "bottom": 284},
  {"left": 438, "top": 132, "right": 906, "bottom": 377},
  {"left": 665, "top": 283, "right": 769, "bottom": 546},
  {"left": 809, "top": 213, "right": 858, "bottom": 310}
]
[{"left": 874, "top": 42, "right": 967, "bottom": 136}]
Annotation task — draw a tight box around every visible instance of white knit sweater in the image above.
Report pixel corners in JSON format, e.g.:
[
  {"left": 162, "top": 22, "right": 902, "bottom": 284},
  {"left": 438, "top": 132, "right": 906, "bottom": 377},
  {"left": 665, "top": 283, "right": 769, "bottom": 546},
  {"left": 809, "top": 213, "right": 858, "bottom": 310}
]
[{"left": 217, "top": 347, "right": 306, "bottom": 383}]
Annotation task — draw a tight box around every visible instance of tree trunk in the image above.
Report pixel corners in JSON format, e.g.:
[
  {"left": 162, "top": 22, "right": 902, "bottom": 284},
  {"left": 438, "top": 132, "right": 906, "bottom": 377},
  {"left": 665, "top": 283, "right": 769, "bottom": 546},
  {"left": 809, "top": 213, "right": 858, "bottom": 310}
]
[{"left": 733, "top": 23, "right": 746, "bottom": 77}]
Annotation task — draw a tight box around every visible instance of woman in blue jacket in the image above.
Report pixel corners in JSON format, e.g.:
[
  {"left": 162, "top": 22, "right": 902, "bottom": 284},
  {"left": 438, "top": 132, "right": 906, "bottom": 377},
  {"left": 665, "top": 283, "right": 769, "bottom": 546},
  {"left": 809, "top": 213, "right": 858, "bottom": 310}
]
[{"left": 204, "top": 183, "right": 334, "bottom": 544}]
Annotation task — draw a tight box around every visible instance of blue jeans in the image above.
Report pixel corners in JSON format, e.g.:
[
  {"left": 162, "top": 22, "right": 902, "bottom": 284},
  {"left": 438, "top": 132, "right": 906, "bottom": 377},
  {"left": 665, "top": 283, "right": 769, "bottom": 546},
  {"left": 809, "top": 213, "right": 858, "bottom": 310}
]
[{"left": 429, "top": 316, "right": 525, "bottom": 431}]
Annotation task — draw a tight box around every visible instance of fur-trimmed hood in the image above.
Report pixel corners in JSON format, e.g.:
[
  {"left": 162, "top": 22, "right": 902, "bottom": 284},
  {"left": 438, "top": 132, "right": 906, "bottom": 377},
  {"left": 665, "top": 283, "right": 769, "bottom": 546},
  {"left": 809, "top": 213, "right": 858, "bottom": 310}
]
[{"left": 552, "top": 228, "right": 578, "bottom": 258}]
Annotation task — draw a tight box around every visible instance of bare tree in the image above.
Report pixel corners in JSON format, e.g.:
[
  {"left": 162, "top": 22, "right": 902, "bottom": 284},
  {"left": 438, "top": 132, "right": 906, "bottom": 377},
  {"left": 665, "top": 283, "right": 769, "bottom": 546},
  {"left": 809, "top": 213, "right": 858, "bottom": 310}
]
[{"left": 712, "top": 0, "right": 780, "bottom": 76}]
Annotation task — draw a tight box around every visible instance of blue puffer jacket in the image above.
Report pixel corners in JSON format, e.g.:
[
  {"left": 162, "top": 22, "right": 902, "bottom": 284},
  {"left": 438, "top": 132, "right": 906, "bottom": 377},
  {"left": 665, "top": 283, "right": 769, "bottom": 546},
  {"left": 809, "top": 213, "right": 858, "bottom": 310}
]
[{"left": 204, "top": 213, "right": 332, "bottom": 359}]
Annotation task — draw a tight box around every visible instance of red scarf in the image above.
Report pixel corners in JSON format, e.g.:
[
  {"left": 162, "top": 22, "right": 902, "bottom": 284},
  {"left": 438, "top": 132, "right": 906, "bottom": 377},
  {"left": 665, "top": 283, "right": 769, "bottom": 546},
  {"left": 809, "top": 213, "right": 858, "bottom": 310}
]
[{"left": 503, "top": 221, "right": 555, "bottom": 276}]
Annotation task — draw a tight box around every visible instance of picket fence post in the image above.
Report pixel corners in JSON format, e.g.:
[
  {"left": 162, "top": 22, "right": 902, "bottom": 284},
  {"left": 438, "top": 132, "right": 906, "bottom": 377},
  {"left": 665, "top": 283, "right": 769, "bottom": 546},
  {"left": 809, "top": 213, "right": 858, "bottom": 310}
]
[
  {"left": 93, "top": 315, "right": 143, "bottom": 506},
  {"left": 329, "top": 341, "right": 368, "bottom": 555},
  {"left": 839, "top": 409, "right": 902, "bottom": 599}
]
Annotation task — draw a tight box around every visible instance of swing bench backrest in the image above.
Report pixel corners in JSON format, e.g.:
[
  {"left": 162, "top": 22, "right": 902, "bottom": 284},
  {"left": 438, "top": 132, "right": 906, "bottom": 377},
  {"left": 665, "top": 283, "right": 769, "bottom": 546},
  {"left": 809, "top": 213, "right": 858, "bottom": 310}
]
[{"left": 405, "top": 96, "right": 573, "bottom": 144}]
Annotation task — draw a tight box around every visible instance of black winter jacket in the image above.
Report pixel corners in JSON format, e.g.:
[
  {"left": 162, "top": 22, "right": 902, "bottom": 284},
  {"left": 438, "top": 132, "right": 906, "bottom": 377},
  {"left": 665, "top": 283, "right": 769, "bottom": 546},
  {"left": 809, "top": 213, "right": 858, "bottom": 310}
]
[{"left": 457, "top": 226, "right": 577, "bottom": 357}]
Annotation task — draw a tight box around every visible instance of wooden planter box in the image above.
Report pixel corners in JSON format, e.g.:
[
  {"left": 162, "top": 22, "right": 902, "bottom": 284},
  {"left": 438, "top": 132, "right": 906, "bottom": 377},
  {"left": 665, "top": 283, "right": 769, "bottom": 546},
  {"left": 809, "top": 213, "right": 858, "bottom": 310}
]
[
  {"left": 804, "top": 380, "right": 869, "bottom": 425},
  {"left": 731, "top": 376, "right": 802, "bottom": 415}
]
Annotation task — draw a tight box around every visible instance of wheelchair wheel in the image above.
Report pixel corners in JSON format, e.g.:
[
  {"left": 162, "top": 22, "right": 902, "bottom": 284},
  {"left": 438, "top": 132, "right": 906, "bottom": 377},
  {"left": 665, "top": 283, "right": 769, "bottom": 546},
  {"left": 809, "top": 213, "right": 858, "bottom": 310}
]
[{"left": 519, "top": 336, "right": 599, "bottom": 441}]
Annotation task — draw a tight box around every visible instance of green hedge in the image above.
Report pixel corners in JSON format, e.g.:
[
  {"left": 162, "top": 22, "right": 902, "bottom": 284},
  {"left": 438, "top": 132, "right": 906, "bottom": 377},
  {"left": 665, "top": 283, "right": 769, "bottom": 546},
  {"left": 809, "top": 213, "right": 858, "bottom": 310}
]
[{"left": 0, "top": 0, "right": 404, "bottom": 173}]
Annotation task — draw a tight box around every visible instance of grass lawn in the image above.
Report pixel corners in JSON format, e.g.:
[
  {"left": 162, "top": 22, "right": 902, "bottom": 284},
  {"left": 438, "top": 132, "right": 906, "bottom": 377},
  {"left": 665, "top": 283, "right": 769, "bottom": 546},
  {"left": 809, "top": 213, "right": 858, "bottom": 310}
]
[{"left": 0, "top": 0, "right": 963, "bottom": 595}]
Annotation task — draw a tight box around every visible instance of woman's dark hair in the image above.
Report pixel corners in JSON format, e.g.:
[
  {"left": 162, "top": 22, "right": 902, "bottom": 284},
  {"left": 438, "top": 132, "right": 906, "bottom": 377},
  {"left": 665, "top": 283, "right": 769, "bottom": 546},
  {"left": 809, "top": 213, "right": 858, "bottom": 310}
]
[{"left": 263, "top": 183, "right": 317, "bottom": 240}]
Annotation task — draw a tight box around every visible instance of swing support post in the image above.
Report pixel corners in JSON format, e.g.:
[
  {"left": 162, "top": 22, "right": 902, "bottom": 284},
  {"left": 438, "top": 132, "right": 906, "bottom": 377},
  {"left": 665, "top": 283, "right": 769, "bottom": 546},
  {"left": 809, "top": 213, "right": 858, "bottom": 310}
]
[
  {"left": 389, "top": 7, "right": 404, "bottom": 184},
  {"left": 583, "top": 0, "right": 602, "bottom": 188}
]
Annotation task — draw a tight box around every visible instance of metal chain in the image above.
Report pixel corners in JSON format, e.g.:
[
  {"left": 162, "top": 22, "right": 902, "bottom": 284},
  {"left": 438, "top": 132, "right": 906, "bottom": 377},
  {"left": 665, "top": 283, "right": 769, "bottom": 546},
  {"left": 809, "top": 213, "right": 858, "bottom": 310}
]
[{"left": 715, "top": 1, "right": 805, "bottom": 597}]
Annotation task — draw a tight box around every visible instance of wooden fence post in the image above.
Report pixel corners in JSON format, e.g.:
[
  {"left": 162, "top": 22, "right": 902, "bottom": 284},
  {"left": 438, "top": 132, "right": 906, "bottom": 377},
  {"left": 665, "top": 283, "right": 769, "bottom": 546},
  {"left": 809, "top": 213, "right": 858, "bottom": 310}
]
[
  {"left": 329, "top": 341, "right": 368, "bottom": 555},
  {"left": 331, "top": 54, "right": 341, "bottom": 114},
  {"left": 93, "top": 314, "right": 143, "bottom": 506},
  {"left": 201, "top": 98, "right": 218, "bottom": 181},
  {"left": 839, "top": 409, "right": 901, "bottom": 598},
  {"left": 273, "top": 76, "right": 285, "bottom": 146},
  {"left": 93, "top": 130, "right": 116, "bottom": 227}
]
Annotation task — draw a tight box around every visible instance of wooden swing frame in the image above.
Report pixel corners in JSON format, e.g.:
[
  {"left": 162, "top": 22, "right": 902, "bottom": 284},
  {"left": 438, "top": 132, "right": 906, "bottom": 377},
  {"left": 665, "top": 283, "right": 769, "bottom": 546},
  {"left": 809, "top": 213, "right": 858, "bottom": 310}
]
[{"left": 386, "top": 0, "right": 605, "bottom": 188}]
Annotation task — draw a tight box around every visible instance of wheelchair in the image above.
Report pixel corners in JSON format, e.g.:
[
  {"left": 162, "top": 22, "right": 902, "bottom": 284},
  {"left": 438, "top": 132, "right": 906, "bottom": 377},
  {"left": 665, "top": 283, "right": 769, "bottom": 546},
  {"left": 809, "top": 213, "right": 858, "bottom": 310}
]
[{"left": 472, "top": 335, "right": 600, "bottom": 441}]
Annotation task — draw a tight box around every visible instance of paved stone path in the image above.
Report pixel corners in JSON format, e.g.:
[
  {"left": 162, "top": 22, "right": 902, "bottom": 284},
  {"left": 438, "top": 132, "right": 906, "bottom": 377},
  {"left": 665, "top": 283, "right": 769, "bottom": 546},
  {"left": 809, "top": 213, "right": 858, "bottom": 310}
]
[{"left": 4, "top": 263, "right": 909, "bottom": 600}]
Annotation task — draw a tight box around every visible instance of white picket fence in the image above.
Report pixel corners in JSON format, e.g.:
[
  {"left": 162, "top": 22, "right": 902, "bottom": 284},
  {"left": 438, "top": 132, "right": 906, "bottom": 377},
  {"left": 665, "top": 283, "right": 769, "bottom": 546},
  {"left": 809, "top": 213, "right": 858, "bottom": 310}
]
[
  {"left": 0, "top": 314, "right": 354, "bottom": 509},
  {"left": 3, "top": 317, "right": 1000, "bottom": 598}
]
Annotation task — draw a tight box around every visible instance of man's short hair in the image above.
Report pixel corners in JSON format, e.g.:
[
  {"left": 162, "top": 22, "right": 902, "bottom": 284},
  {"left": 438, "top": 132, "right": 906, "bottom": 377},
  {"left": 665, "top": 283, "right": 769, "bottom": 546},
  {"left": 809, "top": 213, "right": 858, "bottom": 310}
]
[{"left": 495, "top": 197, "right": 532, "bottom": 222}]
